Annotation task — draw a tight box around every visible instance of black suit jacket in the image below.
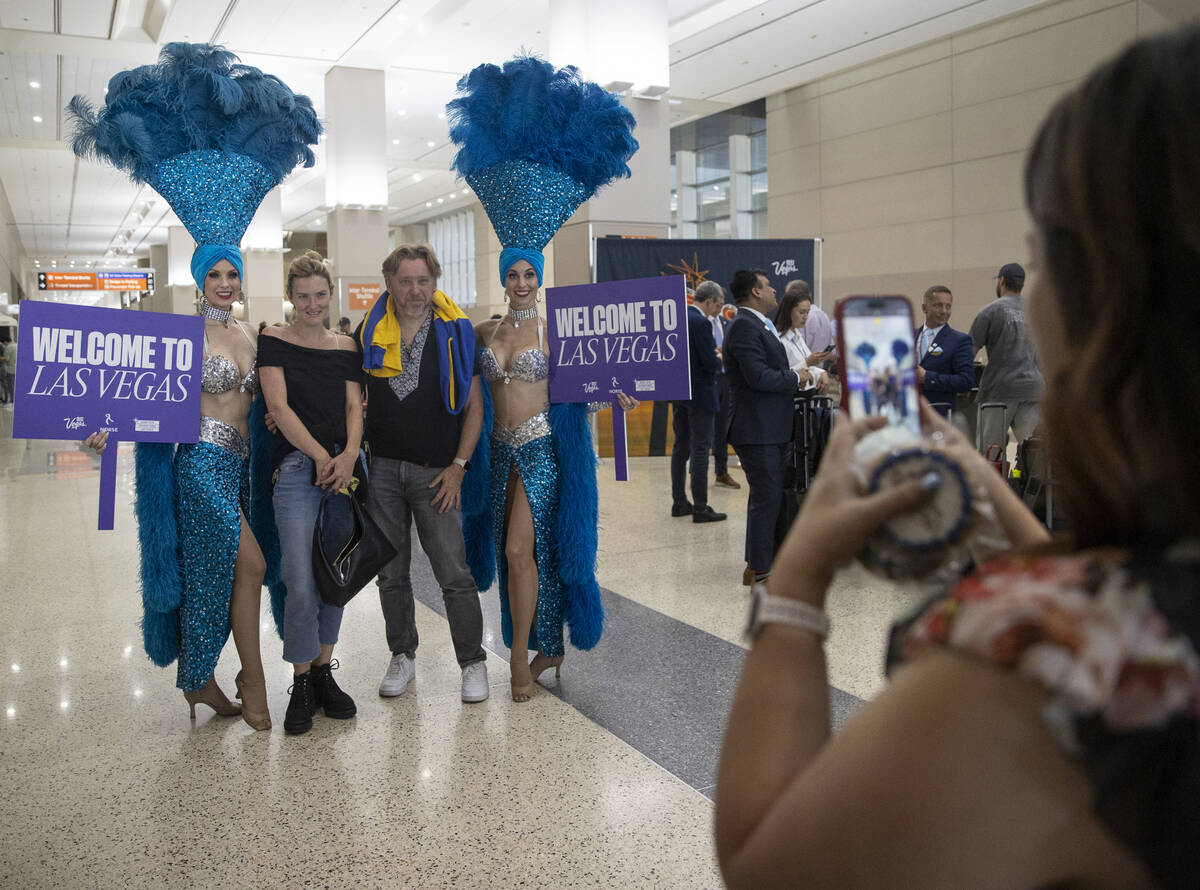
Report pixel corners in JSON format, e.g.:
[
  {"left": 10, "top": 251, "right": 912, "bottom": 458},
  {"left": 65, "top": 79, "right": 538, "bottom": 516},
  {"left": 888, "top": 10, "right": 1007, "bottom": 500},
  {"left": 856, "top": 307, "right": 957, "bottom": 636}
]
[
  {"left": 685, "top": 305, "right": 721, "bottom": 413},
  {"left": 724, "top": 307, "right": 797, "bottom": 445}
]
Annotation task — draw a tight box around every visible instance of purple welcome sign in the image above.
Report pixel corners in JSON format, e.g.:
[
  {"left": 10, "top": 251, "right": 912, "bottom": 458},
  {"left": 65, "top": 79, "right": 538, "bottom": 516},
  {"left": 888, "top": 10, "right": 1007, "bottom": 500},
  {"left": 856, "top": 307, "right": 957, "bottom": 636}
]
[
  {"left": 546, "top": 275, "right": 690, "bottom": 480},
  {"left": 13, "top": 300, "right": 204, "bottom": 529}
]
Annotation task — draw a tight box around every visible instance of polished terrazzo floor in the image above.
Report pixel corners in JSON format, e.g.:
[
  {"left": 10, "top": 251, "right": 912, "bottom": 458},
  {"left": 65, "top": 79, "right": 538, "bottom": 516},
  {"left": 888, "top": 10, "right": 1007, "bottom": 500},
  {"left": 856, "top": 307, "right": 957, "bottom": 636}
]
[{"left": 0, "top": 403, "right": 919, "bottom": 889}]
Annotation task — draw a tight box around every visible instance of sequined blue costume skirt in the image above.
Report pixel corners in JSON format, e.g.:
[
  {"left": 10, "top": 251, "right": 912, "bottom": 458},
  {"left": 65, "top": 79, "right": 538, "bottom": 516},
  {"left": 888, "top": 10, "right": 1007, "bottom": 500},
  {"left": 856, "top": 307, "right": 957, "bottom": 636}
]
[
  {"left": 173, "top": 429, "right": 249, "bottom": 692},
  {"left": 489, "top": 412, "right": 564, "bottom": 657}
]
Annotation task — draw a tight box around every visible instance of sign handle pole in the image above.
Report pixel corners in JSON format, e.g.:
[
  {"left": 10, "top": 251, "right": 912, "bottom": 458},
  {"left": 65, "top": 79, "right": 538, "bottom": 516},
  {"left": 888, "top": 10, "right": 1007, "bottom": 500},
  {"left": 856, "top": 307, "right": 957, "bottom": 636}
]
[
  {"left": 98, "top": 440, "right": 118, "bottom": 531},
  {"left": 611, "top": 401, "right": 628, "bottom": 482}
]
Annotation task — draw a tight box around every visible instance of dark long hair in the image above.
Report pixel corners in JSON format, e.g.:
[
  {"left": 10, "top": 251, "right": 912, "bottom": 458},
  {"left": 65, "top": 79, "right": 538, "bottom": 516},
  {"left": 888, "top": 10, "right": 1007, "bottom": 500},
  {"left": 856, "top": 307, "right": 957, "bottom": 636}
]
[
  {"left": 1024, "top": 23, "right": 1200, "bottom": 549},
  {"left": 774, "top": 291, "right": 809, "bottom": 335}
]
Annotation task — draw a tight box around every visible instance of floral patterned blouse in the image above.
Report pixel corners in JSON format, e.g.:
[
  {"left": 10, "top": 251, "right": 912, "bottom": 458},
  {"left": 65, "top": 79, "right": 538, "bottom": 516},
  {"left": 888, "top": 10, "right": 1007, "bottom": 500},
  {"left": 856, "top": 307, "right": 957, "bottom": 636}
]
[{"left": 887, "top": 548, "right": 1200, "bottom": 889}]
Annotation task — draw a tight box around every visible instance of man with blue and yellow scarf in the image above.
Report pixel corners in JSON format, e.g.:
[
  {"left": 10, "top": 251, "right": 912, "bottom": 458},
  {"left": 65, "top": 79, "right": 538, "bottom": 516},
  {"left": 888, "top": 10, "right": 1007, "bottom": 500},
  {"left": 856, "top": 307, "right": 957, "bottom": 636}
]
[{"left": 355, "top": 243, "right": 489, "bottom": 703}]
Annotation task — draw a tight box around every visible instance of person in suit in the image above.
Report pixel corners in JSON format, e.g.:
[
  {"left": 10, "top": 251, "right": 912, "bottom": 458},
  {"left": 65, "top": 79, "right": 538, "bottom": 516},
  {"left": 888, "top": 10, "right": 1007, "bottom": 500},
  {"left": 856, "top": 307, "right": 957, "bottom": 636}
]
[
  {"left": 711, "top": 298, "right": 740, "bottom": 490},
  {"left": 724, "top": 269, "right": 807, "bottom": 584},
  {"left": 671, "top": 281, "right": 728, "bottom": 523},
  {"left": 915, "top": 285, "right": 973, "bottom": 417}
]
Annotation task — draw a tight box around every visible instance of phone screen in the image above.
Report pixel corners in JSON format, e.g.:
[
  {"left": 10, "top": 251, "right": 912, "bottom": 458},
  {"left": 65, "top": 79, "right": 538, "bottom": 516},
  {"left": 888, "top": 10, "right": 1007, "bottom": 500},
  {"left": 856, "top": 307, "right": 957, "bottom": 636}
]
[{"left": 838, "top": 296, "right": 919, "bottom": 438}]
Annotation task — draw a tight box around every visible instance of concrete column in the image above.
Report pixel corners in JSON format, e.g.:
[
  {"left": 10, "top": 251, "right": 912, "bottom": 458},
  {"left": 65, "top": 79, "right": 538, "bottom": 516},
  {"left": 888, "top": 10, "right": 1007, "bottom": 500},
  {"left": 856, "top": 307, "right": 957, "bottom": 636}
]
[
  {"left": 545, "top": 0, "right": 672, "bottom": 286},
  {"left": 146, "top": 244, "right": 168, "bottom": 313},
  {"left": 324, "top": 66, "right": 390, "bottom": 328},
  {"left": 675, "top": 149, "right": 698, "bottom": 238},
  {"left": 241, "top": 189, "right": 286, "bottom": 325},
  {"left": 728, "top": 134, "right": 753, "bottom": 238},
  {"left": 165, "top": 225, "right": 195, "bottom": 315},
  {"left": 552, "top": 94, "right": 671, "bottom": 287}
]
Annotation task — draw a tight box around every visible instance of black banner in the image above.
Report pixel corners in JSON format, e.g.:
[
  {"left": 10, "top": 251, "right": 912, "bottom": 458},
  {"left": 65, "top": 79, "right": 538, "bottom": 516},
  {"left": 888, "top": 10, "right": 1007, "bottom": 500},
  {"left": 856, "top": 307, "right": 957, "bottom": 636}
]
[
  {"left": 595, "top": 237, "right": 817, "bottom": 301},
  {"left": 596, "top": 237, "right": 819, "bottom": 456}
]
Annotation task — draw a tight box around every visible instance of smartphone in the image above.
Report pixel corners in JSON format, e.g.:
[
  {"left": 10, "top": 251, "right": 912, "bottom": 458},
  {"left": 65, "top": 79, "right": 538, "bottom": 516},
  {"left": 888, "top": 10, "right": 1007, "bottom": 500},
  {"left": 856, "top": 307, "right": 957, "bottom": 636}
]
[{"left": 835, "top": 295, "right": 920, "bottom": 438}]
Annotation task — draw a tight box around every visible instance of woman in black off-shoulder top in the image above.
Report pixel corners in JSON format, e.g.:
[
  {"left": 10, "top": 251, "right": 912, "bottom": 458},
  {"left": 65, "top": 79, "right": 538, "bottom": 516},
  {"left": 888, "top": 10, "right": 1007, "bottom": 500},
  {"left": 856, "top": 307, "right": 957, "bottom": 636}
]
[{"left": 258, "top": 250, "right": 364, "bottom": 736}]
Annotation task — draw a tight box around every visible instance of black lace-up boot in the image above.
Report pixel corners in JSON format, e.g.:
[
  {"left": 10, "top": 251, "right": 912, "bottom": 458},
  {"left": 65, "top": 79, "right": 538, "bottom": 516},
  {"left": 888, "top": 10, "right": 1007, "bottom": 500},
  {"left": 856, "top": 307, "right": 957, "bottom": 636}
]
[
  {"left": 284, "top": 671, "right": 316, "bottom": 735},
  {"left": 311, "top": 660, "right": 356, "bottom": 719}
]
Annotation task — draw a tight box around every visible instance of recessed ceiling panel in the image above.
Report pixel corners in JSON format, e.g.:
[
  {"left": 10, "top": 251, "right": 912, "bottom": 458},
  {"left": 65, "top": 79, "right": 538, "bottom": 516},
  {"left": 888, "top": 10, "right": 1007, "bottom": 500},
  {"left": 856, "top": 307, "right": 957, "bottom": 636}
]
[
  {"left": 61, "top": 0, "right": 117, "bottom": 39},
  {"left": 0, "top": 0, "right": 55, "bottom": 33},
  {"left": 219, "top": 0, "right": 398, "bottom": 61}
]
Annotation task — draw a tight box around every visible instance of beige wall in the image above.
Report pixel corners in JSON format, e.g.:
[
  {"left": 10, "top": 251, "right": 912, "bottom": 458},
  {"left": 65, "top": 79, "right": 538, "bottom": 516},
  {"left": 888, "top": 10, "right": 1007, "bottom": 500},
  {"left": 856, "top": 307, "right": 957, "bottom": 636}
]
[{"left": 766, "top": 0, "right": 1172, "bottom": 329}]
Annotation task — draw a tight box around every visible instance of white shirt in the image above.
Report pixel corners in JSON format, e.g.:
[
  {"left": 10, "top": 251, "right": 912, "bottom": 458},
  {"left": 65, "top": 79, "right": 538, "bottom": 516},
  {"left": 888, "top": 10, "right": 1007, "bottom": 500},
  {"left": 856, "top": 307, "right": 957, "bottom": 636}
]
[
  {"left": 918, "top": 324, "right": 945, "bottom": 361},
  {"left": 780, "top": 327, "right": 826, "bottom": 390},
  {"left": 736, "top": 305, "right": 809, "bottom": 390}
]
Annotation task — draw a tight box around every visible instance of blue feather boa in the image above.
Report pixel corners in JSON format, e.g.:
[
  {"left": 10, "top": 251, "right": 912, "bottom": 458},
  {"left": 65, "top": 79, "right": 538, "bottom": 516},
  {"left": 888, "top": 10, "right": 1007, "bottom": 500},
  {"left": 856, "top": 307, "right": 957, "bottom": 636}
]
[
  {"left": 462, "top": 382, "right": 604, "bottom": 650},
  {"left": 134, "top": 442, "right": 182, "bottom": 666},
  {"left": 248, "top": 396, "right": 286, "bottom": 640}
]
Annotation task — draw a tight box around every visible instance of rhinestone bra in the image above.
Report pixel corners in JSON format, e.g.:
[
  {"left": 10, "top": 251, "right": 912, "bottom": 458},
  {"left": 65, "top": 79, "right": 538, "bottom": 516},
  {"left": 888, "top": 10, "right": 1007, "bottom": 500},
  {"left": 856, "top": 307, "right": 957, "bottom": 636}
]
[
  {"left": 478, "top": 346, "right": 549, "bottom": 385},
  {"left": 201, "top": 353, "right": 259, "bottom": 395},
  {"left": 201, "top": 322, "right": 259, "bottom": 395}
]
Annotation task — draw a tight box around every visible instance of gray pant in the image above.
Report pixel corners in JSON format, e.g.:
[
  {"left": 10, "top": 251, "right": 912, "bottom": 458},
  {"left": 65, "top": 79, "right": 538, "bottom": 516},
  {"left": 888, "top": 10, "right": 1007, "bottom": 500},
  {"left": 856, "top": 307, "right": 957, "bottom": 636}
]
[
  {"left": 367, "top": 456, "right": 485, "bottom": 668},
  {"left": 977, "top": 400, "right": 1040, "bottom": 454}
]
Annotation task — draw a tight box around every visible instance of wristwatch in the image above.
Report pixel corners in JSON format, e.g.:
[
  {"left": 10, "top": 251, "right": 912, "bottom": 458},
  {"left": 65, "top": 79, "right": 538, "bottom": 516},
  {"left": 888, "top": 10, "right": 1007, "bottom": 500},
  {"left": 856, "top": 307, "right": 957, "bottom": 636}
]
[
  {"left": 745, "top": 583, "right": 830, "bottom": 640},
  {"left": 453, "top": 457, "right": 471, "bottom": 470}
]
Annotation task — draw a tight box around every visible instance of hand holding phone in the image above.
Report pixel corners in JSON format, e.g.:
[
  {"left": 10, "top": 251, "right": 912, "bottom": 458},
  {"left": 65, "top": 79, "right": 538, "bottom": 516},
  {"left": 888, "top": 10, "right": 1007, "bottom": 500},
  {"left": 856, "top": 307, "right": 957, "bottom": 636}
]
[{"left": 835, "top": 296, "right": 920, "bottom": 439}]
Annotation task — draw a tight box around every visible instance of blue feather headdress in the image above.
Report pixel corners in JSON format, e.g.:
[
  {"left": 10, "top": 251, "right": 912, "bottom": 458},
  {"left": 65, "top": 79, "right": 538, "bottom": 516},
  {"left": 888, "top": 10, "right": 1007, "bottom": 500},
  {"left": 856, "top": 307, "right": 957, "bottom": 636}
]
[
  {"left": 446, "top": 56, "right": 638, "bottom": 270},
  {"left": 67, "top": 42, "right": 321, "bottom": 247}
]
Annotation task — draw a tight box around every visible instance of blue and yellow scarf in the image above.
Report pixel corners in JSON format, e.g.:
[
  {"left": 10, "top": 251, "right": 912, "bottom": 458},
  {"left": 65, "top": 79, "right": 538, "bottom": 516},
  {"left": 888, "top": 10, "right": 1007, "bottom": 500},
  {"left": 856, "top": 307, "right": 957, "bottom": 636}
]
[{"left": 359, "top": 289, "right": 475, "bottom": 415}]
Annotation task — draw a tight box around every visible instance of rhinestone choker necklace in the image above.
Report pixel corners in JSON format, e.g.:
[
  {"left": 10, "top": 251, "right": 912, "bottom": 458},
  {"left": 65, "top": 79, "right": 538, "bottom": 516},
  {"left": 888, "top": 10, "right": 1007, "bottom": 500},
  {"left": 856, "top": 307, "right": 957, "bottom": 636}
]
[
  {"left": 507, "top": 305, "right": 538, "bottom": 327},
  {"left": 202, "top": 303, "right": 232, "bottom": 325}
]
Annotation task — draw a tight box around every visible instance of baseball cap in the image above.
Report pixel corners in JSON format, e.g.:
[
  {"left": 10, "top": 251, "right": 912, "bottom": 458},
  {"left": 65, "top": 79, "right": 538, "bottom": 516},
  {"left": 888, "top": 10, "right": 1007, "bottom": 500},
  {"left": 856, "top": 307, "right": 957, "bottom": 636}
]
[{"left": 995, "top": 263, "right": 1025, "bottom": 285}]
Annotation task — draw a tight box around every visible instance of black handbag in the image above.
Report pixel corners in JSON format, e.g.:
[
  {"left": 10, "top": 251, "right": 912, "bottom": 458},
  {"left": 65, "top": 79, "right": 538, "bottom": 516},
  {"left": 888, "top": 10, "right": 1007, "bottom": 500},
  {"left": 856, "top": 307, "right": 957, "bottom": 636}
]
[{"left": 311, "top": 462, "right": 396, "bottom": 608}]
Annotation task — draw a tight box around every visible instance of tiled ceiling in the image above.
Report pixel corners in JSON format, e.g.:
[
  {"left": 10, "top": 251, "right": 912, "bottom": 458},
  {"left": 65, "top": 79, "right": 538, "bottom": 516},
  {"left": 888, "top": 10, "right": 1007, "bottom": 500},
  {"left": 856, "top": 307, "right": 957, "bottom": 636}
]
[{"left": 0, "top": 0, "right": 1054, "bottom": 268}]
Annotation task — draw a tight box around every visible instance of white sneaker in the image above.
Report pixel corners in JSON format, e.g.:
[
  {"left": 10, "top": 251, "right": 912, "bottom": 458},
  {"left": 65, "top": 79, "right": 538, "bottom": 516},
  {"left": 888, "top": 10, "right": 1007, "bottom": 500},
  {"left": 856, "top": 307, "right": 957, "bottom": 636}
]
[
  {"left": 460, "top": 661, "right": 489, "bottom": 702},
  {"left": 378, "top": 653, "right": 415, "bottom": 697}
]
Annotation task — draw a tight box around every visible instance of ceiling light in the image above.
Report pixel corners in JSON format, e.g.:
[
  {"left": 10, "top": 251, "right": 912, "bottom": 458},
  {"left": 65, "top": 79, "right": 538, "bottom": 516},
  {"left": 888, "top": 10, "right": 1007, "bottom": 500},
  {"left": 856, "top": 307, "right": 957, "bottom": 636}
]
[
  {"left": 32, "top": 115, "right": 43, "bottom": 123},
  {"left": 392, "top": 139, "right": 400, "bottom": 145},
  {"left": 30, "top": 80, "right": 40, "bottom": 89},
  {"left": 426, "top": 141, "right": 435, "bottom": 148},
  {"left": 412, "top": 173, "right": 422, "bottom": 183},
  {"left": 397, "top": 109, "right": 407, "bottom": 116},
  {"left": 437, "top": 112, "right": 445, "bottom": 119},
  {"left": 34, "top": 260, "right": 40, "bottom": 266},
  {"left": 449, "top": 192, "right": 456, "bottom": 199},
  {"left": 425, "top": 201, "right": 433, "bottom": 207},
  {"left": 437, "top": 198, "right": 444, "bottom": 204}
]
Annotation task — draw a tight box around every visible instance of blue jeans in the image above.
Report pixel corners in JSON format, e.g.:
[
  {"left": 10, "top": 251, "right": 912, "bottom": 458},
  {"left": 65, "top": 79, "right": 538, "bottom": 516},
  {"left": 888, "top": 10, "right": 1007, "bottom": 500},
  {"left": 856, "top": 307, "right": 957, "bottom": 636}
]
[
  {"left": 366, "top": 457, "right": 485, "bottom": 667},
  {"left": 274, "top": 451, "right": 344, "bottom": 664}
]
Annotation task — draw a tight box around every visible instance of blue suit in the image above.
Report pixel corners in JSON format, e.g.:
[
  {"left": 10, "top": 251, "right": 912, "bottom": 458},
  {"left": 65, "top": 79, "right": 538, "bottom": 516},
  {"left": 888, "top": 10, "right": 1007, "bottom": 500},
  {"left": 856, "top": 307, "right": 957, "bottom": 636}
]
[
  {"left": 671, "top": 305, "right": 723, "bottom": 510},
  {"left": 724, "top": 307, "right": 798, "bottom": 573},
  {"left": 916, "top": 324, "right": 973, "bottom": 416}
]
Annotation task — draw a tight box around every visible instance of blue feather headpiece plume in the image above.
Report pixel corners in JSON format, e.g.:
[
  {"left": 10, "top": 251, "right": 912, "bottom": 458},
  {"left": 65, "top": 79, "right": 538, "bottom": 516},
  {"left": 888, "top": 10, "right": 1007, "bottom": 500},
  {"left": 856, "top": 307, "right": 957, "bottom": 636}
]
[
  {"left": 446, "top": 56, "right": 637, "bottom": 266},
  {"left": 67, "top": 42, "right": 321, "bottom": 247}
]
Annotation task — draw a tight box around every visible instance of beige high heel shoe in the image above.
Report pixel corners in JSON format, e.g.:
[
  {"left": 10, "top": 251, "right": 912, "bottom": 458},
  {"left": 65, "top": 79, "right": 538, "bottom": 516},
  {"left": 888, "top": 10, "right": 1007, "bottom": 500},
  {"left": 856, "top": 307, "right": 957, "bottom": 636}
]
[
  {"left": 234, "top": 670, "right": 272, "bottom": 731},
  {"left": 183, "top": 675, "right": 242, "bottom": 718},
  {"left": 529, "top": 653, "right": 563, "bottom": 685}
]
